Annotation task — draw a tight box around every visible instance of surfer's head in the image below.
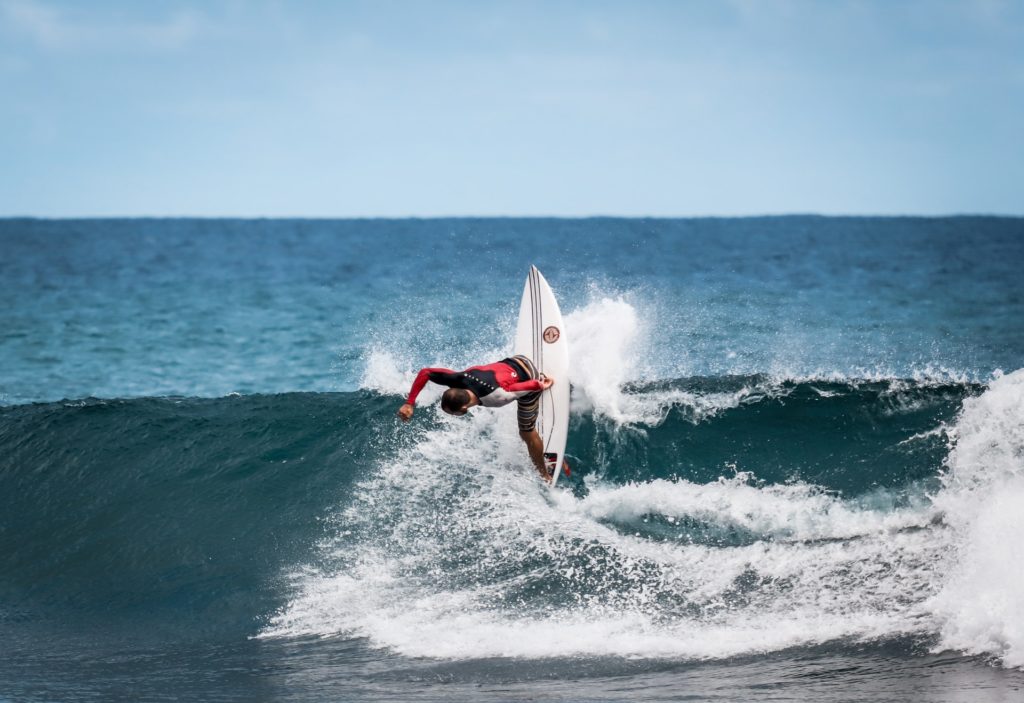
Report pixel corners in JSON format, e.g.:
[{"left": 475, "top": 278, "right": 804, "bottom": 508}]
[{"left": 441, "top": 389, "right": 472, "bottom": 416}]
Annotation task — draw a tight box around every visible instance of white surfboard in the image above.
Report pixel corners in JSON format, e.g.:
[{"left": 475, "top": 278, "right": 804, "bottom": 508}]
[{"left": 514, "top": 266, "right": 570, "bottom": 486}]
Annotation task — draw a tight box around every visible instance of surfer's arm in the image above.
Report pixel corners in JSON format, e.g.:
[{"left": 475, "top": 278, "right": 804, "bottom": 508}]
[
  {"left": 506, "top": 375, "right": 553, "bottom": 394},
  {"left": 405, "top": 367, "right": 461, "bottom": 406},
  {"left": 506, "top": 379, "right": 545, "bottom": 393}
]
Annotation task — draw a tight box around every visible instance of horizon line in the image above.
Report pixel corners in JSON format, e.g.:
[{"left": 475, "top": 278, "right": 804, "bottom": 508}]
[{"left": 2, "top": 212, "right": 1023, "bottom": 221}]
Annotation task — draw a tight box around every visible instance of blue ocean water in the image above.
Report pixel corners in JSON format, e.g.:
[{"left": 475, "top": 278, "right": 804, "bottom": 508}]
[{"left": 2, "top": 217, "right": 1024, "bottom": 701}]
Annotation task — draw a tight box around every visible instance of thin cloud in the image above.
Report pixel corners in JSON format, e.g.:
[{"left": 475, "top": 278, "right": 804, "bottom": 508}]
[{"left": 1, "top": 0, "right": 204, "bottom": 51}]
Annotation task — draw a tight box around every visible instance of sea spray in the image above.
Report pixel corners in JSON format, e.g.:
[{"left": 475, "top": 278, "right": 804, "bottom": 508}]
[
  {"left": 564, "top": 296, "right": 641, "bottom": 422},
  {"left": 929, "top": 369, "right": 1024, "bottom": 667}
]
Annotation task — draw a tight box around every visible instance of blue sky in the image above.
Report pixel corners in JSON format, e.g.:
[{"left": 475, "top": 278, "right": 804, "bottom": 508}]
[{"left": 1, "top": 0, "right": 1022, "bottom": 217}]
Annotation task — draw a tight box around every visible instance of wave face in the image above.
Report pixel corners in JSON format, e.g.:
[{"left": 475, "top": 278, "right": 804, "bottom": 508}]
[{"left": 0, "top": 392, "right": 393, "bottom": 639}]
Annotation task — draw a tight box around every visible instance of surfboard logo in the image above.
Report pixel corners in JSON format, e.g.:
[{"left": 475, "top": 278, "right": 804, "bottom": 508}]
[{"left": 543, "top": 326, "right": 560, "bottom": 344}]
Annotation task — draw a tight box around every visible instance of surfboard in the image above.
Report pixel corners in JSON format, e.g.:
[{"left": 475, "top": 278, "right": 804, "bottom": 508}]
[{"left": 514, "top": 266, "right": 570, "bottom": 486}]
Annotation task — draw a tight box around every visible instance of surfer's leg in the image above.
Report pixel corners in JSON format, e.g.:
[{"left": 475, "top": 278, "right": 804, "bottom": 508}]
[
  {"left": 520, "top": 429, "right": 550, "bottom": 480},
  {"left": 513, "top": 356, "right": 549, "bottom": 480},
  {"left": 517, "top": 388, "right": 548, "bottom": 479}
]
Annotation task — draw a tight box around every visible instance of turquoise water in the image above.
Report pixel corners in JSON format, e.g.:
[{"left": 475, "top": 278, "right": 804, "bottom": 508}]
[{"left": 2, "top": 217, "right": 1024, "bottom": 701}]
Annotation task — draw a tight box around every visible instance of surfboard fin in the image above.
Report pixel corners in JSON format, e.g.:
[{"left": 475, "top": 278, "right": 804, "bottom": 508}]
[{"left": 544, "top": 453, "right": 571, "bottom": 479}]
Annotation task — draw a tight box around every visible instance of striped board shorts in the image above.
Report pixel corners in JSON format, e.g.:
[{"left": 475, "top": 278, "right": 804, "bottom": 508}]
[{"left": 502, "top": 355, "right": 542, "bottom": 433}]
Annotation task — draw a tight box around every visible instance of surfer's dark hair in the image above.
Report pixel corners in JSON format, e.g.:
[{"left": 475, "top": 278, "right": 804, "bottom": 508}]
[{"left": 441, "top": 389, "right": 471, "bottom": 415}]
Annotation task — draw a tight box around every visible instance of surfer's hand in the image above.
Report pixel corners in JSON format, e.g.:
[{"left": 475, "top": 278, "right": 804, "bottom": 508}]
[
  {"left": 397, "top": 403, "right": 414, "bottom": 421},
  {"left": 539, "top": 375, "right": 554, "bottom": 390}
]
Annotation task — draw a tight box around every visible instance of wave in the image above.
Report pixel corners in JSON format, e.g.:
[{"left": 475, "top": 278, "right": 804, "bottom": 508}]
[
  {"left": 262, "top": 368, "right": 1018, "bottom": 666},
  {"left": 3, "top": 368, "right": 1021, "bottom": 668}
]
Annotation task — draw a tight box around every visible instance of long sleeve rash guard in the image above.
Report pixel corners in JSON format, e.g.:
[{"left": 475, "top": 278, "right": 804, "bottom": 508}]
[{"left": 405, "top": 360, "right": 544, "bottom": 408}]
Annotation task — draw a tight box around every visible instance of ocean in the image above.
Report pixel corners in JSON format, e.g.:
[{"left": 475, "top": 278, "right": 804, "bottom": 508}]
[{"left": 1, "top": 216, "right": 1023, "bottom": 701}]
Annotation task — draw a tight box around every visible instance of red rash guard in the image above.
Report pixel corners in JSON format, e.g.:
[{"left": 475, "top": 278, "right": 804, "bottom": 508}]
[{"left": 405, "top": 359, "right": 544, "bottom": 408}]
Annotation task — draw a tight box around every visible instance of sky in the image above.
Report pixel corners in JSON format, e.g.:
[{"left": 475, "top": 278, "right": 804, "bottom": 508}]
[{"left": 0, "top": 0, "right": 1022, "bottom": 217}]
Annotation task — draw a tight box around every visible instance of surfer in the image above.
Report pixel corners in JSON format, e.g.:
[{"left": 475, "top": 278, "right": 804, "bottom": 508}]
[{"left": 397, "top": 355, "right": 556, "bottom": 481}]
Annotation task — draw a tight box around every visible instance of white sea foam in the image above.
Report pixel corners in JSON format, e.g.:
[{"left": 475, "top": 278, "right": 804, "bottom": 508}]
[
  {"left": 574, "top": 475, "right": 936, "bottom": 542},
  {"left": 359, "top": 349, "right": 421, "bottom": 398},
  {"left": 928, "top": 368, "right": 1024, "bottom": 667}
]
